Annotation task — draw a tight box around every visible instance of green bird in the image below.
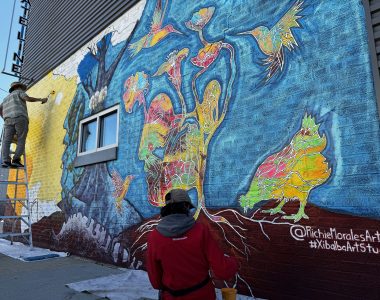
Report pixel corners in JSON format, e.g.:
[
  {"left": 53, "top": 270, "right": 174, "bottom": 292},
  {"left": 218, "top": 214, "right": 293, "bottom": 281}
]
[
  {"left": 239, "top": 114, "right": 331, "bottom": 223},
  {"left": 238, "top": 0, "right": 304, "bottom": 82}
]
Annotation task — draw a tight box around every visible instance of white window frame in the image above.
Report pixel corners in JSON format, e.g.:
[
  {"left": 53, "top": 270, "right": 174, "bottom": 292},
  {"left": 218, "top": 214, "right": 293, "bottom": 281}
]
[{"left": 77, "top": 105, "right": 119, "bottom": 156}]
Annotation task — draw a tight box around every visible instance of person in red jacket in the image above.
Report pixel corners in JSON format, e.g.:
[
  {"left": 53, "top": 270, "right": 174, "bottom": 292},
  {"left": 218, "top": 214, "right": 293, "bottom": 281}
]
[{"left": 147, "top": 189, "right": 238, "bottom": 300}]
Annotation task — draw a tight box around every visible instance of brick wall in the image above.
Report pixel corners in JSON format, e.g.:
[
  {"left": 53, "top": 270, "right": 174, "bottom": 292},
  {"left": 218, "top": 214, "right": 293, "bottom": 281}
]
[{"left": 5, "top": 0, "right": 380, "bottom": 298}]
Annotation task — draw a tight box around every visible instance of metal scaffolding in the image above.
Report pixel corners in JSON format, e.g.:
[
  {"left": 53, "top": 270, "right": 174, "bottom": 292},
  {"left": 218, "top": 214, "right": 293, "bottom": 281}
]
[{"left": 0, "top": 137, "right": 32, "bottom": 248}]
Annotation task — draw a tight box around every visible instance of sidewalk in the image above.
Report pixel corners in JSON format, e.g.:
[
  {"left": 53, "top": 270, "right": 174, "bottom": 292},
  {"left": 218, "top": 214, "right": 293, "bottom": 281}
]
[
  {"left": 0, "top": 239, "right": 256, "bottom": 300},
  {"left": 0, "top": 252, "right": 125, "bottom": 300}
]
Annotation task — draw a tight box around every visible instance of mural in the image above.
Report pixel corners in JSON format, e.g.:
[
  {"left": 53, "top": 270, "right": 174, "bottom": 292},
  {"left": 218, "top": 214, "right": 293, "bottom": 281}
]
[
  {"left": 27, "top": 72, "right": 77, "bottom": 202},
  {"left": 240, "top": 114, "right": 331, "bottom": 222},
  {"left": 124, "top": 5, "right": 237, "bottom": 221},
  {"left": 6, "top": 0, "right": 379, "bottom": 298},
  {"left": 238, "top": 0, "right": 304, "bottom": 82},
  {"left": 129, "top": 0, "right": 182, "bottom": 57}
]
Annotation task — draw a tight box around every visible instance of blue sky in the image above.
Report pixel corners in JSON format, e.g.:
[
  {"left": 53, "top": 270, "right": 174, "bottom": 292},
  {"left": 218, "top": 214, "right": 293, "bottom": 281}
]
[{"left": 0, "top": 0, "right": 23, "bottom": 97}]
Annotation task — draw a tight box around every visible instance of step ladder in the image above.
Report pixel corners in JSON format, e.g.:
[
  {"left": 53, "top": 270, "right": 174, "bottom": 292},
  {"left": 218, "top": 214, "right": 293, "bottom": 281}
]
[{"left": 0, "top": 132, "right": 33, "bottom": 248}]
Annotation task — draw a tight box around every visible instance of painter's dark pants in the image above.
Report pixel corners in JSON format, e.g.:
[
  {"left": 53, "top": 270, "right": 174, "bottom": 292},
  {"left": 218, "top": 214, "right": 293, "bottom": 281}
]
[{"left": 1, "top": 116, "right": 29, "bottom": 163}]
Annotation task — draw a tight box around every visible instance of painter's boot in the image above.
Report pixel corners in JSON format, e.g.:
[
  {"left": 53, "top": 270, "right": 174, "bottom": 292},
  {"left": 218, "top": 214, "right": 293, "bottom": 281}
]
[
  {"left": 1, "top": 161, "right": 11, "bottom": 168},
  {"left": 11, "top": 159, "right": 24, "bottom": 168}
]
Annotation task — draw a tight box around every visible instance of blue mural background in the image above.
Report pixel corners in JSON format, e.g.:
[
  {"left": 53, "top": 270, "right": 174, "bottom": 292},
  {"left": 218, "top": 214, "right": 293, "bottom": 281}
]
[{"left": 62, "top": 0, "right": 380, "bottom": 223}]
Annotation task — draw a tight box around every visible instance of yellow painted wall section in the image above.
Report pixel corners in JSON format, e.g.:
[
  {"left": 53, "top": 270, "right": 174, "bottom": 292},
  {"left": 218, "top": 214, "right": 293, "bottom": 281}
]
[{"left": 22, "top": 72, "right": 77, "bottom": 203}]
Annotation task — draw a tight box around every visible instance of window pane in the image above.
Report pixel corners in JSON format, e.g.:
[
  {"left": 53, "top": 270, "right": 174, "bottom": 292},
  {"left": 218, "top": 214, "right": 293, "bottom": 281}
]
[
  {"left": 81, "top": 120, "right": 97, "bottom": 152},
  {"left": 100, "top": 112, "right": 117, "bottom": 147}
]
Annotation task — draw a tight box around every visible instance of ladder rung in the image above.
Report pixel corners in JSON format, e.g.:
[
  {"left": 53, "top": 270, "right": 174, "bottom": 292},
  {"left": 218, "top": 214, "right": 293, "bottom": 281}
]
[
  {"left": 0, "top": 133, "right": 31, "bottom": 245},
  {"left": 0, "top": 232, "right": 30, "bottom": 237},
  {"left": 0, "top": 198, "right": 28, "bottom": 202},
  {"left": 0, "top": 181, "right": 27, "bottom": 185},
  {"left": 0, "top": 200, "right": 28, "bottom": 207},
  {"left": 0, "top": 215, "right": 29, "bottom": 219}
]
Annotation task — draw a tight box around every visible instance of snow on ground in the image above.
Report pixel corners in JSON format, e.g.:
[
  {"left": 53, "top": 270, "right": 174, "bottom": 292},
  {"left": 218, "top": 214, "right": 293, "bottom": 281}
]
[{"left": 0, "top": 238, "right": 67, "bottom": 261}]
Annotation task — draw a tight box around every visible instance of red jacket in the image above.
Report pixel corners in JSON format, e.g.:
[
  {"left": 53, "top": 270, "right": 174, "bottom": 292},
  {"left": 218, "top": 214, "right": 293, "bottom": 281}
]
[{"left": 147, "top": 221, "right": 238, "bottom": 300}]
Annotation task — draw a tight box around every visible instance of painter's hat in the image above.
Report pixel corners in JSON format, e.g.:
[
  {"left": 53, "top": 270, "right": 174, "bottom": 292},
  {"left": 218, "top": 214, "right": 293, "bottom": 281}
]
[
  {"left": 9, "top": 82, "right": 27, "bottom": 93},
  {"left": 165, "top": 189, "right": 195, "bottom": 208}
]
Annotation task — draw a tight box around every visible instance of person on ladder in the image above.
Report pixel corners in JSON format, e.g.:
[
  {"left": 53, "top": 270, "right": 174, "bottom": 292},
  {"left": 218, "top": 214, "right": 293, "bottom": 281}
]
[{"left": 0, "top": 82, "right": 48, "bottom": 168}]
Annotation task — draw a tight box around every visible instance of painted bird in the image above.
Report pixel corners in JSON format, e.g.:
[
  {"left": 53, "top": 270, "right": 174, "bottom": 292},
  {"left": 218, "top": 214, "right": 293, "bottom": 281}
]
[
  {"left": 129, "top": 0, "right": 182, "bottom": 57},
  {"left": 239, "top": 114, "right": 331, "bottom": 223},
  {"left": 238, "top": 0, "right": 304, "bottom": 82},
  {"left": 111, "top": 171, "right": 134, "bottom": 212}
]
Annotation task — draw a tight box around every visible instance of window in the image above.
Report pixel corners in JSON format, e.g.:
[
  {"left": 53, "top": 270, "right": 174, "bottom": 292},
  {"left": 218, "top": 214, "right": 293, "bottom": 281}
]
[
  {"left": 81, "top": 119, "right": 97, "bottom": 153},
  {"left": 99, "top": 113, "right": 118, "bottom": 147},
  {"left": 74, "top": 105, "right": 119, "bottom": 167}
]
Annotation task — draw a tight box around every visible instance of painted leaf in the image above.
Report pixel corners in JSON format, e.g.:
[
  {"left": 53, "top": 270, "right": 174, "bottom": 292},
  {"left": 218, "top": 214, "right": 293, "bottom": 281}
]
[
  {"left": 186, "top": 7, "right": 215, "bottom": 31},
  {"left": 197, "top": 80, "right": 221, "bottom": 134}
]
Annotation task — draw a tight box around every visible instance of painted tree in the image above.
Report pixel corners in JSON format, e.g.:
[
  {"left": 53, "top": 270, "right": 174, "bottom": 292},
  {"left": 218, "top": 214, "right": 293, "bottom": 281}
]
[
  {"left": 123, "top": 7, "right": 254, "bottom": 250},
  {"left": 60, "top": 30, "right": 141, "bottom": 240}
]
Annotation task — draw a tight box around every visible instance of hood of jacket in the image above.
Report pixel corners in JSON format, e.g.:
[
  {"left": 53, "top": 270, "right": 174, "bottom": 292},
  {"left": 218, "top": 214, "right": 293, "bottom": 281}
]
[{"left": 156, "top": 214, "right": 196, "bottom": 238}]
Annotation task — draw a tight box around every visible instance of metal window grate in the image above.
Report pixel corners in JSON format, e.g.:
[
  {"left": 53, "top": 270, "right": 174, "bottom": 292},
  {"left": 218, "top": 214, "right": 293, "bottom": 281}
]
[{"left": 21, "top": 0, "right": 141, "bottom": 86}]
